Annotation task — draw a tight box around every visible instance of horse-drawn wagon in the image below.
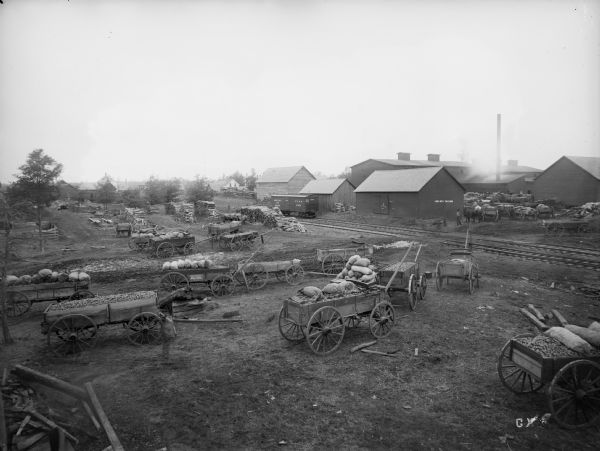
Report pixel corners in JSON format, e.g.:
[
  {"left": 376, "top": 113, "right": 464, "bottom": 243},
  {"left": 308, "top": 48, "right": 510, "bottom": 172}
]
[
  {"left": 3, "top": 279, "right": 92, "bottom": 318},
  {"left": 148, "top": 234, "right": 197, "bottom": 258},
  {"left": 217, "top": 231, "right": 260, "bottom": 251},
  {"left": 317, "top": 244, "right": 374, "bottom": 275},
  {"left": 378, "top": 244, "right": 428, "bottom": 311},
  {"left": 278, "top": 282, "right": 395, "bottom": 355},
  {"left": 542, "top": 219, "right": 590, "bottom": 235},
  {"left": 41, "top": 291, "right": 166, "bottom": 356}
]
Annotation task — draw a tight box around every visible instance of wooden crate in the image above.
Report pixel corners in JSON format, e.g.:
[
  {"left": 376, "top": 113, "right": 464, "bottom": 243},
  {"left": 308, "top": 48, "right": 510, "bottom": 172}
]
[
  {"left": 44, "top": 303, "right": 109, "bottom": 327},
  {"left": 510, "top": 339, "right": 581, "bottom": 383}
]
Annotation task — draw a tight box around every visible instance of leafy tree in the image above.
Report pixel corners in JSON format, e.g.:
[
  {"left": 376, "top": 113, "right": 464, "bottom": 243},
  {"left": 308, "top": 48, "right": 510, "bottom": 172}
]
[
  {"left": 184, "top": 176, "right": 214, "bottom": 204},
  {"left": 96, "top": 175, "right": 117, "bottom": 210},
  {"left": 8, "top": 149, "right": 62, "bottom": 254},
  {"left": 228, "top": 171, "right": 245, "bottom": 187},
  {"left": 245, "top": 169, "right": 257, "bottom": 191},
  {"left": 144, "top": 176, "right": 181, "bottom": 204},
  {"left": 121, "top": 189, "right": 147, "bottom": 208}
]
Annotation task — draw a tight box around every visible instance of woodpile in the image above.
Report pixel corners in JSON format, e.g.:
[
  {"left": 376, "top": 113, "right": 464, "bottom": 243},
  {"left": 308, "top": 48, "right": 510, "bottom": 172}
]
[
  {"left": 168, "top": 202, "right": 195, "bottom": 223},
  {"left": 222, "top": 213, "right": 247, "bottom": 223},
  {"left": 239, "top": 206, "right": 307, "bottom": 232},
  {"left": 1, "top": 365, "right": 125, "bottom": 451}
]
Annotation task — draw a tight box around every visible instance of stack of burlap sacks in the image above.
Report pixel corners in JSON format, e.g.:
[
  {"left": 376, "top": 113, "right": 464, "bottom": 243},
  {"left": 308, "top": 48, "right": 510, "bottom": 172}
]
[
  {"left": 545, "top": 321, "right": 600, "bottom": 355},
  {"left": 335, "top": 254, "right": 377, "bottom": 284}
]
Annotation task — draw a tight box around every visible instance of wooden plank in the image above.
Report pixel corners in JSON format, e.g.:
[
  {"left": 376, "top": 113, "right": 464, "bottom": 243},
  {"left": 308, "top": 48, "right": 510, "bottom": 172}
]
[
  {"left": 25, "top": 410, "right": 78, "bottom": 445},
  {"left": 12, "top": 365, "right": 87, "bottom": 400},
  {"left": 519, "top": 308, "right": 548, "bottom": 331},
  {"left": 82, "top": 401, "right": 101, "bottom": 431},
  {"left": 15, "top": 431, "right": 46, "bottom": 451},
  {"left": 350, "top": 341, "right": 377, "bottom": 353},
  {"left": 360, "top": 349, "right": 398, "bottom": 357},
  {"left": 527, "top": 304, "right": 545, "bottom": 322},
  {"left": 512, "top": 349, "right": 543, "bottom": 379},
  {"left": 172, "top": 318, "right": 242, "bottom": 323},
  {"left": 551, "top": 309, "right": 568, "bottom": 327},
  {"left": 84, "top": 383, "right": 125, "bottom": 451}
]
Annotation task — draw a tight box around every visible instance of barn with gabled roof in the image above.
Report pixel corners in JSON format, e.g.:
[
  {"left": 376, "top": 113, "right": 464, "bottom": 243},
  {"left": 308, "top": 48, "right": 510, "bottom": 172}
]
[
  {"left": 299, "top": 178, "right": 355, "bottom": 212},
  {"left": 354, "top": 167, "right": 464, "bottom": 218},
  {"left": 255, "top": 166, "right": 315, "bottom": 200},
  {"left": 533, "top": 156, "right": 600, "bottom": 205}
]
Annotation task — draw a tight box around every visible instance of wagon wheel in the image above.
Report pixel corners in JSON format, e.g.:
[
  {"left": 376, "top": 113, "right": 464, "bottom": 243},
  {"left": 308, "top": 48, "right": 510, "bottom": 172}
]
[
  {"left": 468, "top": 271, "right": 475, "bottom": 295},
  {"left": 275, "top": 271, "right": 286, "bottom": 282},
  {"left": 407, "top": 274, "right": 418, "bottom": 311},
  {"left": 306, "top": 306, "right": 345, "bottom": 355},
  {"left": 229, "top": 239, "right": 242, "bottom": 252},
  {"left": 245, "top": 263, "right": 268, "bottom": 290},
  {"left": 160, "top": 272, "right": 189, "bottom": 292},
  {"left": 210, "top": 275, "right": 235, "bottom": 297},
  {"left": 369, "top": 301, "right": 395, "bottom": 338},
  {"left": 3, "top": 292, "right": 31, "bottom": 318},
  {"left": 497, "top": 334, "right": 544, "bottom": 394},
  {"left": 322, "top": 253, "right": 345, "bottom": 276},
  {"left": 285, "top": 265, "right": 305, "bottom": 286},
  {"left": 435, "top": 262, "right": 443, "bottom": 291},
  {"left": 278, "top": 306, "right": 305, "bottom": 342},
  {"left": 47, "top": 314, "right": 98, "bottom": 356},
  {"left": 156, "top": 242, "right": 175, "bottom": 258},
  {"left": 548, "top": 360, "right": 600, "bottom": 429},
  {"left": 418, "top": 273, "right": 427, "bottom": 300},
  {"left": 128, "top": 312, "right": 162, "bottom": 345},
  {"left": 183, "top": 241, "right": 197, "bottom": 255},
  {"left": 69, "top": 290, "right": 96, "bottom": 301}
]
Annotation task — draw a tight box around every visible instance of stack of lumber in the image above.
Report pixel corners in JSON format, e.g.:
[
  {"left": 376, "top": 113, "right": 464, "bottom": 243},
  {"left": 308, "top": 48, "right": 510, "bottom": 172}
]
[
  {"left": 1, "top": 365, "right": 126, "bottom": 451},
  {"left": 169, "top": 202, "right": 195, "bottom": 223},
  {"left": 239, "top": 206, "right": 272, "bottom": 223}
]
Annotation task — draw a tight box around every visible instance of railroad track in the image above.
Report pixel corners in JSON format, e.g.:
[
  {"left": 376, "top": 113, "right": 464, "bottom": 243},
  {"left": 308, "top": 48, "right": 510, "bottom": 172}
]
[{"left": 305, "top": 218, "right": 600, "bottom": 272}]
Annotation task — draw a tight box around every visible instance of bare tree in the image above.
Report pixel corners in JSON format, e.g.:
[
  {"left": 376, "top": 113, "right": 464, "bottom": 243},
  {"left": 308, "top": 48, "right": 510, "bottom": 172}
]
[{"left": 0, "top": 194, "right": 14, "bottom": 344}]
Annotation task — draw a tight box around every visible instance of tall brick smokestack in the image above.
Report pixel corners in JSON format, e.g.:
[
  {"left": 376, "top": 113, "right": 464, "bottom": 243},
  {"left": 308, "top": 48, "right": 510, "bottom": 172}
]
[{"left": 496, "top": 113, "right": 501, "bottom": 182}]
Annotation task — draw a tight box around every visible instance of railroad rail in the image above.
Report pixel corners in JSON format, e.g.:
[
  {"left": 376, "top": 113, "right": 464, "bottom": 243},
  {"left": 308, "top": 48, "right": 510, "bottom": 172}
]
[{"left": 305, "top": 218, "right": 600, "bottom": 272}]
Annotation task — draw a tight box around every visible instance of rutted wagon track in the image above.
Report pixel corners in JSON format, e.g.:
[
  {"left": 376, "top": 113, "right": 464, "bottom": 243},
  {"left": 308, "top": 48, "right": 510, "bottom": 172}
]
[{"left": 306, "top": 218, "right": 600, "bottom": 272}]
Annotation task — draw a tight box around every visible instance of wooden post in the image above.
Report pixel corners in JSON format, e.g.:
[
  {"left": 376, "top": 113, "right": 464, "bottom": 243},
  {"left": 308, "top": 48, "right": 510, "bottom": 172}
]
[
  {"left": 84, "top": 383, "right": 124, "bottom": 451},
  {"left": 13, "top": 365, "right": 88, "bottom": 400}
]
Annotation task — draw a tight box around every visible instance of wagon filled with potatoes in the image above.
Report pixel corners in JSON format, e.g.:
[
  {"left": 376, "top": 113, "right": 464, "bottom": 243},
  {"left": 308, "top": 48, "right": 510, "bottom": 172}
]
[{"left": 41, "top": 291, "right": 165, "bottom": 356}]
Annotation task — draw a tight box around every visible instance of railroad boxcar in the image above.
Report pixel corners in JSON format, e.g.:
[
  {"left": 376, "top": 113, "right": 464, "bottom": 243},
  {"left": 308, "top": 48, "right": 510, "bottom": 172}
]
[{"left": 272, "top": 194, "right": 318, "bottom": 218}]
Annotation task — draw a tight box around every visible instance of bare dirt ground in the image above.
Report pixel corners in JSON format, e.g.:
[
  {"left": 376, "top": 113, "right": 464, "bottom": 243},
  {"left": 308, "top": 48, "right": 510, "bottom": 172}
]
[{"left": 1, "top": 203, "right": 599, "bottom": 451}]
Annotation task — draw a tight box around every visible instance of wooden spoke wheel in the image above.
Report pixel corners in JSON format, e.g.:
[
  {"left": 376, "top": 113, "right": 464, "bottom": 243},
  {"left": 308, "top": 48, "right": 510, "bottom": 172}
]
[
  {"left": 344, "top": 315, "right": 362, "bottom": 329},
  {"left": 497, "top": 334, "right": 543, "bottom": 394},
  {"left": 128, "top": 312, "right": 162, "bottom": 345},
  {"left": 322, "top": 254, "right": 345, "bottom": 276},
  {"left": 183, "top": 241, "right": 197, "bottom": 255},
  {"left": 285, "top": 265, "right": 305, "bottom": 286},
  {"left": 278, "top": 306, "right": 305, "bottom": 342},
  {"left": 160, "top": 272, "right": 189, "bottom": 292},
  {"left": 245, "top": 263, "right": 268, "bottom": 290},
  {"left": 156, "top": 242, "right": 175, "bottom": 259},
  {"left": 228, "top": 239, "right": 242, "bottom": 252},
  {"left": 47, "top": 314, "right": 98, "bottom": 356},
  {"left": 3, "top": 292, "right": 31, "bottom": 318},
  {"left": 548, "top": 360, "right": 600, "bottom": 429},
  {"left": 417, "top": 273, "right": 427, "bottom": 300},
  {"left": 435, "top": 263, "right": 444, "bottom": 291},
  {"left": 407, "top": 274, "right": 418, "bottom": 311},
  {"left": 69, "top": 290, "right": 96, "bottom": 301},
  {"left": 275, "top": 271, "right": 286, "bottom": 282},
  {"left": 369, "top": 301, "right": 395, "bottom": 338},
  {"left": 210, "top": 275, "right": 235, "bottom": 297},
  {"left": 306, "top": 306, "right": 345, "bottom": 355}
]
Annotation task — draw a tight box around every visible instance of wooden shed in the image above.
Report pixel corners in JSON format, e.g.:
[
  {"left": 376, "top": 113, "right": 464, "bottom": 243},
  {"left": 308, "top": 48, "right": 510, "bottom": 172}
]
[
  {"left": 299, "top": 178, "right": 356, "bottom": 212},
  {"left": 354, "top": 167, "right": 465, "bottom": 219},
  {"left": 256, "top": 166, "right": 315, "bottom": 200},
  {"left": 533, "top": 156, "right": 600, "bottom": 206}
]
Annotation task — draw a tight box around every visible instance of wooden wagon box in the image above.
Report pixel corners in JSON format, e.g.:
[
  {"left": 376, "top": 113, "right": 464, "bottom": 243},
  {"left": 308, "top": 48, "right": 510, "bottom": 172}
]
[
  {"left": 378, "top": 262, "right": 417, "bottom": 288},
  {"left": 44, "top": 303, "right": 109, "bottom": 327},
  {"left": 438, "top": 259, "right": 470, "bottom": 277},
  {"left": 185, "top": 266, "right": 232, "bottom": 282},
  {"left": 509, "top": 339, "right": 582, "bottom": 382},
  {"left": 237, "top": 260, "right": 296, "bottom": 273},
  {"left": 8, "top": 280, "right": 90, "bottom": 301},
  {"left": 316, "top": 245, "right": 374, "bottom": 262},
  {"left": 149, "top": 236, "right": 195, "bottom": 246},
  {"left": 283, "top": 288, "right": 381, "bottom": 327},
  {"left": 208, "top": 222, "right": 241, "bottom": 236}
]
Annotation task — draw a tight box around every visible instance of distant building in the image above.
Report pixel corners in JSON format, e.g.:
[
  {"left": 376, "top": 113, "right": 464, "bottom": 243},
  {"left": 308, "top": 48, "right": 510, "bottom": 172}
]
[
  {"left": 354, "top": 167, "right": 465, "bottom": 219},
  {"left": 256, "top": 166, "right": 315, "bottom": 200},
  {"left": 71, "top": 182, "right": 98, "bottom": 202},
  {"left": 461, "top": 174, "right": 529, "bottom": 194},
  {"left": 533, "top": 156, "right": 600, "bottom": 205},
  {"left": 56, "top": 180, "right": 80, "bottom": 201},
  {"left": 299, "top": 178, "right": 356, "bottom": 212},
  {"left": 209, "top": 178, "right": 241, "bottom": 192}
]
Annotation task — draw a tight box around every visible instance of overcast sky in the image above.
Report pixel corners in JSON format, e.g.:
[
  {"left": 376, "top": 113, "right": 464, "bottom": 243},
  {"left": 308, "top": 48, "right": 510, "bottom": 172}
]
[{"left": 1, "top": 0, "right": 598, "bottom": 184}]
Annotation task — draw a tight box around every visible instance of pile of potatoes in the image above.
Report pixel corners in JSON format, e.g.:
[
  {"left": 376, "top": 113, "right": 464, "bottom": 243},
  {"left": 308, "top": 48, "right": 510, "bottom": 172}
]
[
  {"left": 3, "top": 269, "right": 90, "bottom": 286},
  {"left": 335, "top": 254, "right": 377, "bottom": 284},
  {"left": 162, "top": 259, "right": 214, "bottom": 271}
]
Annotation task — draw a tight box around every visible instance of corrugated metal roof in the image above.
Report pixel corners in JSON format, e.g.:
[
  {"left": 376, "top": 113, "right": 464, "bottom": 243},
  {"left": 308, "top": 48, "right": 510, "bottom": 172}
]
[
  {"left": 299, "top": 178, "right": 346, "bottom": 194},
  {"left": 566, "top": 156, "right": 600, "bottom": 180},
  {"left": 257, "top": 166, "right": 311, "bottom": 183},
  {"left": 355, "top": 167, "right": 443, "bottom": 192}
]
